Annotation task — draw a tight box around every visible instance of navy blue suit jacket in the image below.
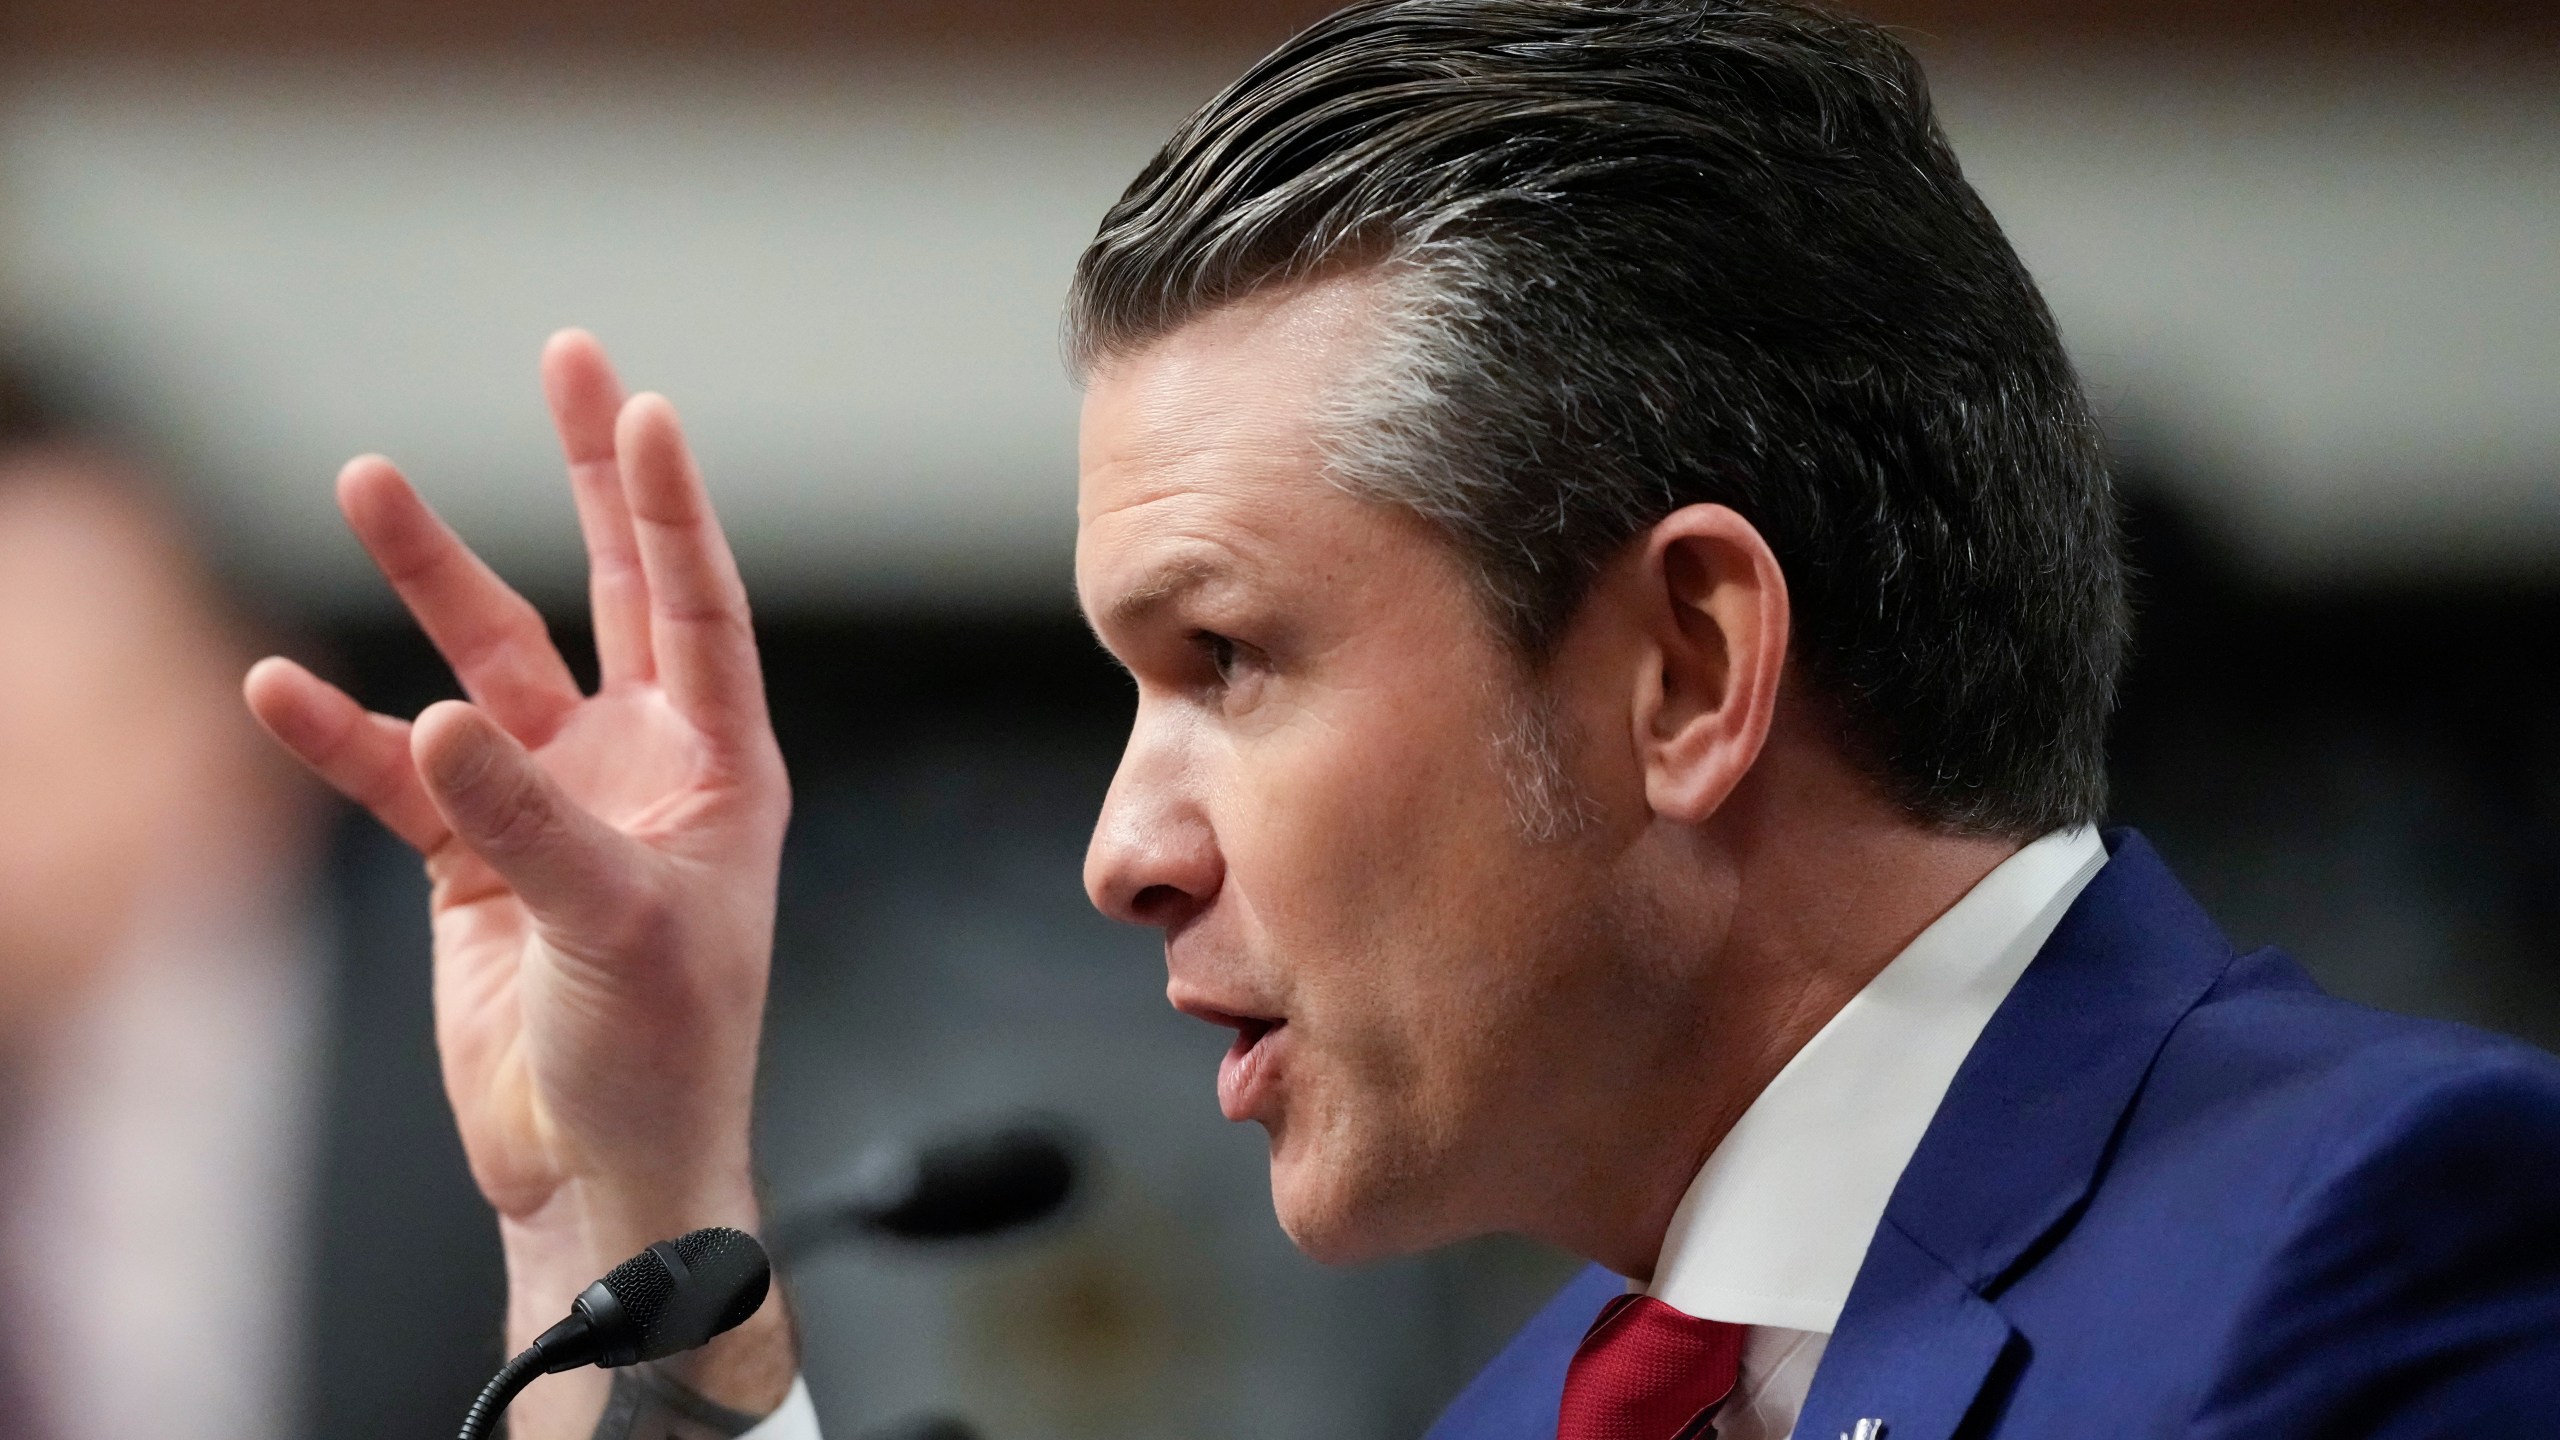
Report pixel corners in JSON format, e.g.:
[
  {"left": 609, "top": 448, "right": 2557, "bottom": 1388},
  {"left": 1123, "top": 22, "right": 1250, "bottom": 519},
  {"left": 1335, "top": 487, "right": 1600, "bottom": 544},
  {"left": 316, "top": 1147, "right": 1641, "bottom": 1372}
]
[{"left": 1426, "top": 831, "right": 2560, "bottom": 1440}]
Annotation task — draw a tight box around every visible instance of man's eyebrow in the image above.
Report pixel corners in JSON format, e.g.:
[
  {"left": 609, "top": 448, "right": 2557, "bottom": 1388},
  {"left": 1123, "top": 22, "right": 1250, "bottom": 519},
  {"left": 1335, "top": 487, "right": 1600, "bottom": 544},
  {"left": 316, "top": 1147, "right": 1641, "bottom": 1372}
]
[{"left": 1102, "top": 556, "right": 1229, "bottom": 631}]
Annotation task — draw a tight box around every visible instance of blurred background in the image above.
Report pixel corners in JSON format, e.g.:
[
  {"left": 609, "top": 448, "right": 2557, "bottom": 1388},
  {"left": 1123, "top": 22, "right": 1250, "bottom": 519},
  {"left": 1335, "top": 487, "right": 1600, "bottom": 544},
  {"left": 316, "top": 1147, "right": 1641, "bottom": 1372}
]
[{"left": 0, "top": 2, "right": 2552, "bottom": 1438}]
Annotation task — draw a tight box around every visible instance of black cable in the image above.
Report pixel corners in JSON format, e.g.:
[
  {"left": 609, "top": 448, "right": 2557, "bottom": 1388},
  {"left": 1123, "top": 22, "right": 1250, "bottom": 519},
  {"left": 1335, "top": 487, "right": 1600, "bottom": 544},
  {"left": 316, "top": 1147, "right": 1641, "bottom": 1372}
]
[{"left": 457, "top": 1345, "right": 548, "bottom": 1440}]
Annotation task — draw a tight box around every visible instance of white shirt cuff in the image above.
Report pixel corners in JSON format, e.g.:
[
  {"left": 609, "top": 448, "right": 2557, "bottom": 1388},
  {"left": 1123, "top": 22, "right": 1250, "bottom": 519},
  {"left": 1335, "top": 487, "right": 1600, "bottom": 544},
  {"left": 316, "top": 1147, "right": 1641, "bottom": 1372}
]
[{"left": 738, "top": 1376, "right": 820, "bottom": 1440}]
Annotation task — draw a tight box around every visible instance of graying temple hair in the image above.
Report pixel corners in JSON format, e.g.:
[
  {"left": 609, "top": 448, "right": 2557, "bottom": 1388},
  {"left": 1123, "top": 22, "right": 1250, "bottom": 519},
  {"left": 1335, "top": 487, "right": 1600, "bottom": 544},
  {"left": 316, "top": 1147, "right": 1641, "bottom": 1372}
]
[{"left": 1068, "top": 0, "right": 2128, "bottom": 840}]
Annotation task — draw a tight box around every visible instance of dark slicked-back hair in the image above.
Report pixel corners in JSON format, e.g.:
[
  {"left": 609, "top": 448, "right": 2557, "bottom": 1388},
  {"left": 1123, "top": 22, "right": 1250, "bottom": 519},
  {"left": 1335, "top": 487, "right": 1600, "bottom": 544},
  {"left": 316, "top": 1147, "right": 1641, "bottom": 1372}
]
[{"left": 1068, "top": 0, "right": 2126, "bottom": 839}]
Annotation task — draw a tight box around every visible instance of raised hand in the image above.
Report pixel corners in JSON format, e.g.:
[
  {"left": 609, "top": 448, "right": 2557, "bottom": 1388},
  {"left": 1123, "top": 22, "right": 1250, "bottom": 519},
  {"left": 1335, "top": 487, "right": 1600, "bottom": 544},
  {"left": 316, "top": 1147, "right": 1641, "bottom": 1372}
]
[{"left": 243, "top": 331, "right": 796, "bottom": 1433}]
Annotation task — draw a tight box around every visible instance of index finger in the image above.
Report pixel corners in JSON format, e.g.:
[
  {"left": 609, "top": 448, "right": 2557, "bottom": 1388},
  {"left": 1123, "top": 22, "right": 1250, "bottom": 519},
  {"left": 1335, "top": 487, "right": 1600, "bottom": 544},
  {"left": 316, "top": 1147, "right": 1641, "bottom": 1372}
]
[{"left": 338, "top": 457, "right": 584, "bottom": 746}]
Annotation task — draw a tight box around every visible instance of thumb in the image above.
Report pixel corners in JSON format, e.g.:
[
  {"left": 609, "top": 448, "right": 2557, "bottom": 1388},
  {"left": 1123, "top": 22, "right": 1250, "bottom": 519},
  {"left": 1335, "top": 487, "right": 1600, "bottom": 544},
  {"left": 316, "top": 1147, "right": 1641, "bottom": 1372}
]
[{"left": 412, "top": 700, "right": 645, "bottom": 938}]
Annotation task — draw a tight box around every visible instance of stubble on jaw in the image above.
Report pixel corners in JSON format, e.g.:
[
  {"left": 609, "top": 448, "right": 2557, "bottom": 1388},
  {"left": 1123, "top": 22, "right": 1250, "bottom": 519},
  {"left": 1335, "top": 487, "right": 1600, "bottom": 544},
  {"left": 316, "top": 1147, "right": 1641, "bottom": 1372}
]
[
  {"left": 1270, "top": 684, "right": 1605, "bottom": 1263},
  {"left": 1488, "top": 678, "right": 1604, "bottom": 847}
]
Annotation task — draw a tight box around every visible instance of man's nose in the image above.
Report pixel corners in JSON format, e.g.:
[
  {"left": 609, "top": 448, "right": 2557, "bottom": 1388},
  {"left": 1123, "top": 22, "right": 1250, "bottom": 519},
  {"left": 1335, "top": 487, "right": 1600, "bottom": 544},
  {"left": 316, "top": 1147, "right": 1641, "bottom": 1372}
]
[{"left": 1084, "top": 729, "right": 1222, "bottom": 932}]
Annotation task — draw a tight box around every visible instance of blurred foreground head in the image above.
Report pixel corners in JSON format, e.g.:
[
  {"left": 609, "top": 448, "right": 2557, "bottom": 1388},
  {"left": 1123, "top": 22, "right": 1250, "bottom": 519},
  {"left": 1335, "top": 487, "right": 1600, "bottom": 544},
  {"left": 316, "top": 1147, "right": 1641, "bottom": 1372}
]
[
  {"left": 0, "top": 385, "right": 298, "bottom": 1057},
  {"left": 1070, "top": 0, "right": 2125, "bottom": 1265}
]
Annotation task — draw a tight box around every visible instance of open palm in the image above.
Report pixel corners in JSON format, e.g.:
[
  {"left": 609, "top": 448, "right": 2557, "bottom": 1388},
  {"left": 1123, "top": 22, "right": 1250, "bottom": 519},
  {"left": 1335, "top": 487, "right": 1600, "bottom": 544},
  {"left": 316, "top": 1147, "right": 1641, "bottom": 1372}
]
[{"left": 243, "top": 331, "right": 790, "bottom": 1278}]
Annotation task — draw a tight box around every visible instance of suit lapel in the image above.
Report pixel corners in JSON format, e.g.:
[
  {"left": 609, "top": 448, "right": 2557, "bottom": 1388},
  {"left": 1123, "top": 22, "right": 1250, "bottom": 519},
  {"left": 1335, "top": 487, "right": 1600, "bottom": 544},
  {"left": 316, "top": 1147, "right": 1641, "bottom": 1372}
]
[
  {"left": 1788, "top": 1222, "right": 2017, "bottom": 1440},
  {"left": 1795, "top": 831, "right": 2236, "bottom": 1440}
]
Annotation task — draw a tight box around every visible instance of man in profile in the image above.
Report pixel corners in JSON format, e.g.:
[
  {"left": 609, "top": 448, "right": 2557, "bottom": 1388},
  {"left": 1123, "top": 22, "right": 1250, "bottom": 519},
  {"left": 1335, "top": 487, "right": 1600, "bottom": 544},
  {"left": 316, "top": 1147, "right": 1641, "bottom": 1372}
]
[{"left": 246, "top": 2, "right": 2560, "bottom": 1437}]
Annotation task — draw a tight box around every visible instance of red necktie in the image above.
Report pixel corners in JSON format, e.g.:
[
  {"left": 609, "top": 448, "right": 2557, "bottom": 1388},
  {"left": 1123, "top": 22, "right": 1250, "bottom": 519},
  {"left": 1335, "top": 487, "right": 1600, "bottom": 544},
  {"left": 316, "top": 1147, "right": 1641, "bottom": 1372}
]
[{"left": 1556, "top": 1294, "right": 1746, "bottom": 1440}]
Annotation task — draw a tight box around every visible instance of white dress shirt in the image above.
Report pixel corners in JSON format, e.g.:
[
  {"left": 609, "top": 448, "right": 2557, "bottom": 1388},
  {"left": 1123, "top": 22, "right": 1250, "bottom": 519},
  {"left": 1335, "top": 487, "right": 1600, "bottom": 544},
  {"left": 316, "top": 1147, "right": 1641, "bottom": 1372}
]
[
  {"left": 742, "top": 1377, "right": 820, "bottom": 1440},
  {"left": 746, "top": 828, "right": 2106, "bottom": 1440},
  {"left": 1644, "top": 826, "right": 2108, "bottom": 1440}
]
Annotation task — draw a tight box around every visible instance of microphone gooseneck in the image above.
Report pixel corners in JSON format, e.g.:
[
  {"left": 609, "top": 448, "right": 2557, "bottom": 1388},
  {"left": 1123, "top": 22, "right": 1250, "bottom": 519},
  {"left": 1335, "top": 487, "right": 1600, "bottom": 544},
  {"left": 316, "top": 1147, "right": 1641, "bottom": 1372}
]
[
  {"left": 456, "top": 1226, "right": 773, "bottom": 1440},
  {"left": 457, "top": 1346, "right": 549, "bottom": 1440}
]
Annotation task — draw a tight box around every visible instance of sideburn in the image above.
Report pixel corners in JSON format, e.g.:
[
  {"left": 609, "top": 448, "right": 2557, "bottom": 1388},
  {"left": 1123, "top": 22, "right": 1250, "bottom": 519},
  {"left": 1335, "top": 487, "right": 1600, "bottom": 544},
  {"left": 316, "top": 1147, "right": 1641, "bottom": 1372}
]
[{"left": 1486, "top": 678, "right": 1604, "bottom": 847}]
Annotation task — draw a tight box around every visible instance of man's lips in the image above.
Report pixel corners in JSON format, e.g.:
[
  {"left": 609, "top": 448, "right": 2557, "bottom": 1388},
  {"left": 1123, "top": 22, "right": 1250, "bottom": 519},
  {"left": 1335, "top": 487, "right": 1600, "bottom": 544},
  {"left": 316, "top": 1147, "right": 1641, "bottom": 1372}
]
[
  {"left": 1179, "top": 1001, "right": 1290, "bottom": 1122},
  {"left": 1216, "top": 1016, "right": 1287, "bottom": 1122}
]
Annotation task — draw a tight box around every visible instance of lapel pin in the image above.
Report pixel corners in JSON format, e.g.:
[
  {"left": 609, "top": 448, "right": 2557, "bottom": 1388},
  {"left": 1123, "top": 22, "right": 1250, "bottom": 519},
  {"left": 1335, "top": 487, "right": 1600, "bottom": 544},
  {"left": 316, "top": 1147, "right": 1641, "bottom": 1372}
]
[{"left": 1844, "top": 1422, "right": 1888, "bottom": 1440}]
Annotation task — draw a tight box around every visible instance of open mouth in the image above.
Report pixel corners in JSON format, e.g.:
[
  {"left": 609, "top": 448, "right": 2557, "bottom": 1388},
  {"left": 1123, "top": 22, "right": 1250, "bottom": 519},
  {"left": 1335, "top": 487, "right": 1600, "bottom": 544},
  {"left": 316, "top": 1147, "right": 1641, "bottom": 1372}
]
[{"left": 1213, "top": 1013, "right": 1287, "bottom": 1121}]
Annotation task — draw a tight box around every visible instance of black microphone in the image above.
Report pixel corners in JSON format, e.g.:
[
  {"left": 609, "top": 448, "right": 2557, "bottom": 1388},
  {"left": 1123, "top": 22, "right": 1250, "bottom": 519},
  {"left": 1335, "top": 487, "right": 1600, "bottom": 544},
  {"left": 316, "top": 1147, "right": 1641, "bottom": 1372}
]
[
  {"left": 772, "top": 1114, "right": 1084, "bottom": 1259},
  {"left": 457, "top": 1226, "right": 772, "bottom": 1440}
]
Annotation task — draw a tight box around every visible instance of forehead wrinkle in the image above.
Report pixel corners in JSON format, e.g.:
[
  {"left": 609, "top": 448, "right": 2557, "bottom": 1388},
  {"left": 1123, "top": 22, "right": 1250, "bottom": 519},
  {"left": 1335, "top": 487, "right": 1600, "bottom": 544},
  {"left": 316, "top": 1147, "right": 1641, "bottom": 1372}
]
[
  {"left": 1080, "top": 464, "right": 1302, "bottom": 636},
  {"left": 1081, "top": 426, "right": 1316, "bottom": 525}
]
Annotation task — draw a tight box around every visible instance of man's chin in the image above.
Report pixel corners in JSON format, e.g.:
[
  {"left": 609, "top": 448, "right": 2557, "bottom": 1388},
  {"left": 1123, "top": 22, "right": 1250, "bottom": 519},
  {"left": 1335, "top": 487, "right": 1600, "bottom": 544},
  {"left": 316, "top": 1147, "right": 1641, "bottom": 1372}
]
[{"left": 1267, "top": 1146, "right": 1460, "bottom": 1266}]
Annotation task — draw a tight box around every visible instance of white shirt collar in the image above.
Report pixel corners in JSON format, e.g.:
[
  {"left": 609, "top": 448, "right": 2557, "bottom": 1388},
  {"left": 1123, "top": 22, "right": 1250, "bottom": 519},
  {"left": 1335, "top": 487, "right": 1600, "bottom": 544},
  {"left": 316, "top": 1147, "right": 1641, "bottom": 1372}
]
[{"left": 1645, "top": 826, "right": 2108, "bottom": 1333}]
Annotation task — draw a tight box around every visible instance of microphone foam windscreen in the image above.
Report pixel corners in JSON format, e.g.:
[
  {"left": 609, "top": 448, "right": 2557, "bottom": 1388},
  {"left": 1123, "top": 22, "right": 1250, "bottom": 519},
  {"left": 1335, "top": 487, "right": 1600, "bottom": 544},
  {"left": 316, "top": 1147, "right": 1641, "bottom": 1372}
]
[
  {"left": 672, "top": 1226, "right": 772, "bottom": 1336},
  {"left": 600, "top": 1248, "right": 677, "bottom": 1328},
  {"left": 598, "top": 1226, "right": 771, "bottom": 1362}
]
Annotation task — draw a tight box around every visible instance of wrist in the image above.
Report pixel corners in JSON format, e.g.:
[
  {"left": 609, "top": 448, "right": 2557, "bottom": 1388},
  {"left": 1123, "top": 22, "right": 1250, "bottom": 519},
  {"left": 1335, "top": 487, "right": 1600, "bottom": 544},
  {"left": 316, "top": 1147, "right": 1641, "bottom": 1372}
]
[
  {"left": 644, "top": 1283, "right": 801, "bottom": 1420},
  {"left": 497, "top": 1169, "right": 767, "bottom": 1348},
  {"left": 495, "top": 1171, "right": 798, "bottom": 1437}
]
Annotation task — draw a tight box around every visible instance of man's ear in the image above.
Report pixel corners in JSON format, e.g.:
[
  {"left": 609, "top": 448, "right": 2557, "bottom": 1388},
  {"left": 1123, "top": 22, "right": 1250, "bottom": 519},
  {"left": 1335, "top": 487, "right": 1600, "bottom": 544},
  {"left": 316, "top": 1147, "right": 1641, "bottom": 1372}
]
[{"left": 1631, "top": 504, "right": 1789, "bottom": 824}]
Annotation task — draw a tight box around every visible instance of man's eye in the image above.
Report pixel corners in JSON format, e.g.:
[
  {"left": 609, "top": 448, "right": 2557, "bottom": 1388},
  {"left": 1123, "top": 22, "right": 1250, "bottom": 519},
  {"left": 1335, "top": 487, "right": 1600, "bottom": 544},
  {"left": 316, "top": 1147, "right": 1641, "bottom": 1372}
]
[{"left": 1195, "top": 631, "right": 1241, "bottom": 684}]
